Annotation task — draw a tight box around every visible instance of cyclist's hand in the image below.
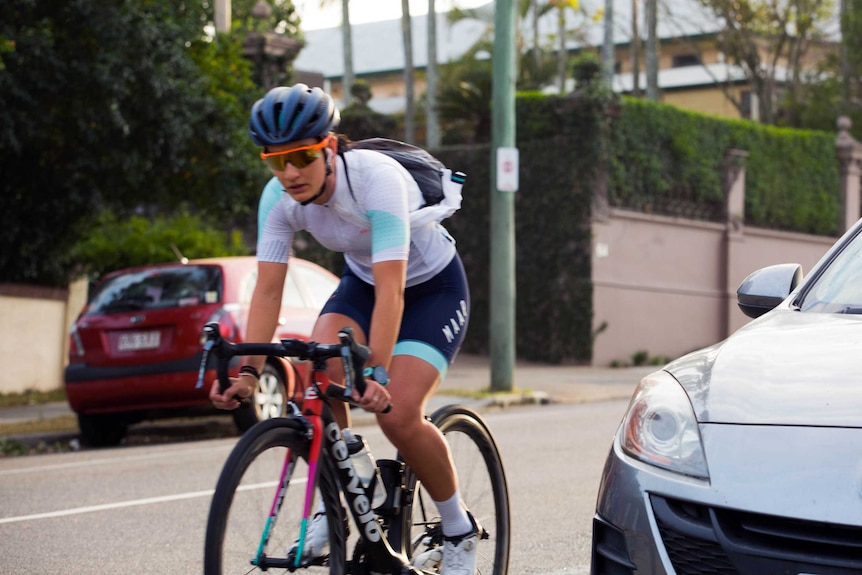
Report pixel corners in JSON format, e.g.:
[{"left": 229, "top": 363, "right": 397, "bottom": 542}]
[
  {"left": 354, "top": 379, "right": 391, "bottom": 413},
  {"left": 209, "top": 375, "right": 254, "bottom": 410}
]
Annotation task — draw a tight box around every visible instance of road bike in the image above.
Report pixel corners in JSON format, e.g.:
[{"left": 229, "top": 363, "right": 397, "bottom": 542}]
[{"left": 198, "top": 322, "right": 510, "bottom": 574}]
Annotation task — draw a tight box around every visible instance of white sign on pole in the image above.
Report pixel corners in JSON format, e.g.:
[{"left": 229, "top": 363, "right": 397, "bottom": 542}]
[{"left": 496, "top": 147, "right": 519, "bottom": 192}]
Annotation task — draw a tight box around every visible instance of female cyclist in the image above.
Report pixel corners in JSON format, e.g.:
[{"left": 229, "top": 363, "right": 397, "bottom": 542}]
[{"left": 210, "top": 83, "right": 477, "bottom": 574}]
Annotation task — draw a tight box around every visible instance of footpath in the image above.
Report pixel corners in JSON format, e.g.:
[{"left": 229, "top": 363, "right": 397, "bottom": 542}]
[{"left": 0, "top": 355, "right": 657, "bottom": 447}]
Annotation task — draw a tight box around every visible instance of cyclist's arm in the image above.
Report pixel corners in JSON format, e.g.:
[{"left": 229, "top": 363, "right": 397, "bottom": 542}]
[
  {"left": 363, "top": 164, "right": 411, "bottom": 370},
  {"left": 210, "top": 261, "right": 286, "bottom": 409},
  {"left": 244, "top": 261, "right": 288, "bottom": 371},
  {"left": 367, "top": 258, "right": 406, "bottom": 370}
]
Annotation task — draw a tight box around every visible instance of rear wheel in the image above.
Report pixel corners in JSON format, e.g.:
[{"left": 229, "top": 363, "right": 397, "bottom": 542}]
[
  {"left": 232, "top": 361, "right": 289, "bottom": 431},
  {"left": 204, "top": 417, "right": 347, "bottom": 574},
  {"left": 391, "top": 405, "right": 511, "bottom": 575},
  {"left": 76, "top": 413, "right": 128, "bottom": 447}
]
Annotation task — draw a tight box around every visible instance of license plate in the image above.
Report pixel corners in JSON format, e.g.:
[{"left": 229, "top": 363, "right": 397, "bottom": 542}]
[{"left": 117, "top": 331, "right": 161, "bottom": 351}]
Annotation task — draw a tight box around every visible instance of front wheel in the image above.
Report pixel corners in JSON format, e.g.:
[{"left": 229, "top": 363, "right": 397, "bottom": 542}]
[
  {"left": 204, "top": 417, "right": 347, "bottom": 574},
  {"left": 392, "top": 405, "right": 511, "bottom": 575}
]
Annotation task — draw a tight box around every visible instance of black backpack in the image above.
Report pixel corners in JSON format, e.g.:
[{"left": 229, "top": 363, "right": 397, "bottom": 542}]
[{"left": 338, "top": 138, "right": 466, "bottom": 208}]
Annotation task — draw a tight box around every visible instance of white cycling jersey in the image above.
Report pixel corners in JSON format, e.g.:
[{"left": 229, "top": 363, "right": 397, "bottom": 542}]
[{"left": 257, "top": 149, "right": 457, "bottom": 287}]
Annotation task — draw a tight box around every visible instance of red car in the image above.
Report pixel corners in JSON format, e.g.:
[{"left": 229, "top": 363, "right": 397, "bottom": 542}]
[{"left": 64, "top": 256, "right": 339, "bottom": 446}]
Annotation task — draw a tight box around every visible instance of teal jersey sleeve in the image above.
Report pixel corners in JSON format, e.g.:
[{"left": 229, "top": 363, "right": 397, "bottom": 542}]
[{"left": 257, "top": 177, "right": 284, "bottom": 243}]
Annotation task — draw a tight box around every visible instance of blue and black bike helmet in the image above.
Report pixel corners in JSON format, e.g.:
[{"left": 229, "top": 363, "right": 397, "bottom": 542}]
[{"left": 249, "top": 84, "right": 340, "bottom": 147}]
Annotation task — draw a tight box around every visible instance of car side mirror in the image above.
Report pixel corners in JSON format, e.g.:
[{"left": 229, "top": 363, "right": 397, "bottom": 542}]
[{"left": 737, "top": 263, "right": 803, "bottom": 319}]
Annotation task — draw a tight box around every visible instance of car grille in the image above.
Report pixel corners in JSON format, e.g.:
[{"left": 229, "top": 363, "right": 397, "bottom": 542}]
[{"left": 651, "top": 495, "right": 862, "bottom": 575}]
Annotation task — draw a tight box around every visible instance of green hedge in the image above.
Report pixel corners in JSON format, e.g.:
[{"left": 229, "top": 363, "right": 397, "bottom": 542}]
[
  {"left": 437, "top": 93, "right": 599, "bottom": 363},
  {"left": 292, "top": 93, "right": 844, "bottom": 365},
  {"left": 609, "top": 99, "right": 841, "bottom": 235}
]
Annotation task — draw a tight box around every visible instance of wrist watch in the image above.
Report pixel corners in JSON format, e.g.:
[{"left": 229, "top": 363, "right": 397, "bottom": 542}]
[{"left": 363, "top": 365, "right": 389, "bottom": 386}]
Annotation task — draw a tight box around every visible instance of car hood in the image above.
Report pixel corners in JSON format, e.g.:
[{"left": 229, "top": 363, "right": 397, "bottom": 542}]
[{"left": 665, "top": 310, "right": 862, "bottom": 426}]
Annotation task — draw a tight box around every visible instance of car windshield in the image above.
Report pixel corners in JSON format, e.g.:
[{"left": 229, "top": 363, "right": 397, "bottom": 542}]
[
  {"left": 86, "top": 265, "right": 223, "bottom": 315},
  {"left": 799, "top": 229, "right": 862, "bottom": 313}
]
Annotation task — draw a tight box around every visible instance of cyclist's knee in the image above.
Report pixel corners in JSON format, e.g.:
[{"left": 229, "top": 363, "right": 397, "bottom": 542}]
[{"left": 377, "top": 406, "right": 423, "bottom": 441}]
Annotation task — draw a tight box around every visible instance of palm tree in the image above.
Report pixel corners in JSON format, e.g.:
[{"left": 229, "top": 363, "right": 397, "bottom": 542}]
[
  {"left": 339, "top": 0, "right": 355, "bottom": 106},
  {"left": 426, "top": 0, "right": 441, "bottom": 148},
  {"left": 318, "top": 0, "right": 355, "bottom": 106},
  {"left": 402, "top": 0, "right": 415, "bottom": 142}
]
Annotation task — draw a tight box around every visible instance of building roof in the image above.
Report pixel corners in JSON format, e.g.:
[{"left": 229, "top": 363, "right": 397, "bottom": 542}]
[
  {"left": 294, "top": 0, "right": 837, "bottom": 111},
  {"left": 294, "top": 11, "right": 489, "bottom": 78},
  {"left": 293, "top": 0, "right": 729, "bottom": 80}
]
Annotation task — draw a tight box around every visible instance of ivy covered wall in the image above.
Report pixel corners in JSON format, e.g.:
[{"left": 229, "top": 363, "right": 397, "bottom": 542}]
[{"left": 296, "top": 93, "right": 841, "bottom": 364}]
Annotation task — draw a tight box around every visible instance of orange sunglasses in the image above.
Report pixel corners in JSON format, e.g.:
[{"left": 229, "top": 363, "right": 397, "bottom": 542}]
[{"left": 260, "top": 137, "right": 331, "bottom": 171}]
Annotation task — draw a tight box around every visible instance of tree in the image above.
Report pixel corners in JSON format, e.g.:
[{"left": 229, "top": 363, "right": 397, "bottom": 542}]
[
  {"left": 691, "top": 0, "right": 836, "bottom": 123},
  {"left": 338, "top": 81, "right": 399, "bottom": 139},
  {"left": 784, "top": 0, "right": 862, "bottom": 135},
  {"left": 317, "top": 0, "right": 355, "bottom": 105},
  {"left": 426, "top": 0, "right": 441, "bottom": 148},
  {"left": 520, "top": 0, "right": 558, "bottom": 90},
  {"left": 448, "top": 0, "right": 594, "bottom": 92},
  {"left": 549, "top": 0, "right": 583, "bottom": 92},
  {"left": 227, "top": 0, "right": 303, "bottom": 37},
  {"left": 402, "top": 0, "right": 416, "bottom": 142},
  {"left": 437, "top": 41, "right": 495, "bottom": 143},
  {"left": 0, "top": 0, "right": 276, "bottom": 286}
]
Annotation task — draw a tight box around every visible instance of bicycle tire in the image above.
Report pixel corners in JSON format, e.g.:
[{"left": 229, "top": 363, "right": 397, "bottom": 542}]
[
  {"left": 391, "top": 404, "right": 511, "bottom": 575},
  {"left": 204, "top": 417, "right": 347, "bottom": 574}
]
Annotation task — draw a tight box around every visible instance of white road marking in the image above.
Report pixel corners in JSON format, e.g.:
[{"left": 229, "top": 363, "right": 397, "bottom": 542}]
[
  {"left": 0, "top": 478, "right": 306, "bottom": 525},
  {"left": 0, "top": 443, "right": 234, "bottom": 476}
]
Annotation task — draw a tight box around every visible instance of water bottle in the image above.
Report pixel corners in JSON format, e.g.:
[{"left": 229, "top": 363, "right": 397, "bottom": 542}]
[{"left": 342, "top": 428, "right": 387, "bottom": 510}]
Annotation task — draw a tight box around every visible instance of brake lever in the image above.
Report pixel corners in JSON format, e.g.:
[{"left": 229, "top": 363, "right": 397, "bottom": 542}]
[
  {"left": 339, "top": 335, "right": 357, "bottom": 400},
  {"left": 196, "top": 323, "right": 221, "bottom": 390},
  {"left": 195, "top": 338, "right": 213, "bottom": 390}
]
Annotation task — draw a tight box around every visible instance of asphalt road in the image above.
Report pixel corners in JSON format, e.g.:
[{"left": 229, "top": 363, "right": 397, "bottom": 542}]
[{"left": 0, "top": 399, "right": 629, "bottom": 575}]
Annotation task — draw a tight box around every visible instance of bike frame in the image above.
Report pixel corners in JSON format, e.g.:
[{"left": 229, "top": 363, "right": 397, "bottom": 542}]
[
  {"left": 210, "top": 339, "right": 413, "bottom": 573},
  {"left": 303, "top": 361, "right": 411, "bottom": 572}
]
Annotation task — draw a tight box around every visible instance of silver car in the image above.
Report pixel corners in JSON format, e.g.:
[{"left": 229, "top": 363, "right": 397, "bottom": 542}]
[{"left": 591, "top": 218, "right": 862, "bottom": 574}]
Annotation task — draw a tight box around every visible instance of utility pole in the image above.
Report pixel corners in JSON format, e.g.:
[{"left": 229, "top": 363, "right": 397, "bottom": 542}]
[{"left": 490, "top": 0, "right": 517, "bottom": 392}]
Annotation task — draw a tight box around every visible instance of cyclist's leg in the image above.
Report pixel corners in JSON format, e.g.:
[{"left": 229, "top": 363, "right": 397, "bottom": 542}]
[
  {"left": 407, "top": 406, "right": 511, "bottom": 575},
  {"left": 380, "top": 353, "right": 478, "bottom": 573},
  {"left": 378, "top": 355, "right": 458, "bottom": 502},
  {"left": 379, "top": 256, "right": 481, "bottom": 572}
]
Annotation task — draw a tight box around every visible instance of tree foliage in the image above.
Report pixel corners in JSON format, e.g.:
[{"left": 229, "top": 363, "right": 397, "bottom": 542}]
[
  {"left": 338, "top": 81, "right": 399, "bottom": 140},
  {"left": 790, "top": 0, "right": 862, "bottom": 137},
  {"left": 436, "top": 42, "right": 495, "bottom": 144},
  {"left": 695, "top": 0, "right": 836, "bottom": 124},
  {"left": 0, "top": 0, "right": 291, "bottom": 286},
  {"left": 71, "top": 209, "right": 249, "bottom": 281}
]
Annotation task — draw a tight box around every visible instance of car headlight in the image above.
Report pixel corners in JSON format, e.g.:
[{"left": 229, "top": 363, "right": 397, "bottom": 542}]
[{"left": 621, "top": 370, "right": 709, "bottom": 479}]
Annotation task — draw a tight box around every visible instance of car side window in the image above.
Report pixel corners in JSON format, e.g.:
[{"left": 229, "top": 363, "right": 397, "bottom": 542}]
[{"left": 800, "top": 233, "right": 862, "bottom": 313}]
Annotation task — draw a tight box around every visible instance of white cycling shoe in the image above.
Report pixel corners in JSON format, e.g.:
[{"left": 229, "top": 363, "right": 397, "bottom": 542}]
[
  {"left": 287, "top": 512, "right": 329, "bottom": 565},
  {"left": 411, "top": 514, "right": 480, "bottom": 575},
  {"left": 439, "top": 529, "right": 479, "bottom": 575},
  {"left": 411, "top": 546, "right": 444, "bottom": 572}
]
